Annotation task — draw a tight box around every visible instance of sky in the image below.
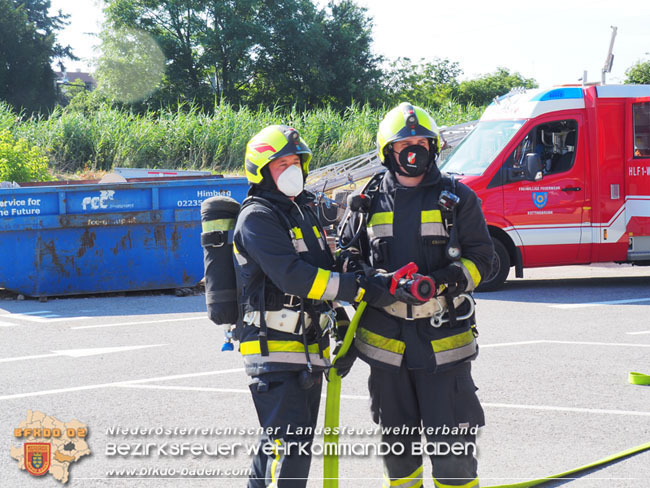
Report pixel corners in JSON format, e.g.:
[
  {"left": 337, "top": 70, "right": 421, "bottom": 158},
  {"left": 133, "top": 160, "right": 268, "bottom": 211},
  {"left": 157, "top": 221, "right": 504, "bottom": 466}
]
[{"left": 50, "top": 0, "right": 650, "bottom": 87}]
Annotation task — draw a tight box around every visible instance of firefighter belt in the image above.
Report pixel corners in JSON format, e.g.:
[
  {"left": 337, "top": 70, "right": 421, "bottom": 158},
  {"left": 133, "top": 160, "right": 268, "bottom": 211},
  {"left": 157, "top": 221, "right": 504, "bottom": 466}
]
[
  {"left": 244, "top": 309, "right": 331, "bottom": 335},
  {"left": 382, "top": 294, "right": 471, "bottom": 321}
]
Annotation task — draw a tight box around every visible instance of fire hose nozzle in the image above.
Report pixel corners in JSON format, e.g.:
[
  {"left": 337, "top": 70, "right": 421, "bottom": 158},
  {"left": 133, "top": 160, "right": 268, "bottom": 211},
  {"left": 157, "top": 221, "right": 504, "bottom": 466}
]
[{"left": 389, "top": 262, "right": 436, "bottom": 301}]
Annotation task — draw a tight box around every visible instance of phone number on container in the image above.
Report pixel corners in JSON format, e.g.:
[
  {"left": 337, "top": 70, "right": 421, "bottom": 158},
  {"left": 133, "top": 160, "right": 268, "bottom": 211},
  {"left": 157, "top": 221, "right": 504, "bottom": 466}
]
[{"left": 177, "top": 200, "right": 205, "bottom": 207}]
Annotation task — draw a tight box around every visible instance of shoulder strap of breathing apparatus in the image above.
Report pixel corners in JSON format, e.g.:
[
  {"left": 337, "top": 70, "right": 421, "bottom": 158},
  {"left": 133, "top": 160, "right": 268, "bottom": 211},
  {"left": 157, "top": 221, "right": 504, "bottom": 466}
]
[
  {"left": 439, "top": 174, "right": 461, "bottom": 262},
  {"left": 438, "top": 174, "right": 476, "bottom": 328},
  {"left": 239, "top": 195, "right": 295, "bottom": 356},
  {"left": 337, "top": 170, "right": 385, "bottom": 251}
]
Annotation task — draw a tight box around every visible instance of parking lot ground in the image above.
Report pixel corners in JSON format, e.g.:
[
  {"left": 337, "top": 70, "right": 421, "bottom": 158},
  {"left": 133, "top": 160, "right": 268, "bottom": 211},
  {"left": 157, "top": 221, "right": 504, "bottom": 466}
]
[{"left": 1, "top": 263, "right": 649, "bottom": 487}]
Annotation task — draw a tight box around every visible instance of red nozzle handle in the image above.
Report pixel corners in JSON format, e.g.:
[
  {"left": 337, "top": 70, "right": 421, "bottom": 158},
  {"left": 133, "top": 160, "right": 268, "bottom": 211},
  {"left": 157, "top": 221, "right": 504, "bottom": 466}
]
[
  {"left": 390, "top": 262, "right": 418, "bottom": 295},
  {"left": 410, "top": 275, "right": 435, "bottom": 302}
]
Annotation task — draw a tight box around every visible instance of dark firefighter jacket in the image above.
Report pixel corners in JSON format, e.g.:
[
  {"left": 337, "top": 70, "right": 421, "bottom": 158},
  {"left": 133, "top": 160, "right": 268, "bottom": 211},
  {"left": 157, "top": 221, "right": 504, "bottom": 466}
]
[
  {"left": 233, "top": 187, "right": 358, "bottom": 376},
  {"left": 339, "top": 168, "right": 494, "bottom": 373}
]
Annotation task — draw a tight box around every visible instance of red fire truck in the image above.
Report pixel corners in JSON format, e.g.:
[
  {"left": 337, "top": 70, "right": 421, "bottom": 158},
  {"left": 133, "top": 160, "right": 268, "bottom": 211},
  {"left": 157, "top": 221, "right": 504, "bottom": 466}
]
[{"left": 439, "top": 84, "right": 650, "bottom": 290}]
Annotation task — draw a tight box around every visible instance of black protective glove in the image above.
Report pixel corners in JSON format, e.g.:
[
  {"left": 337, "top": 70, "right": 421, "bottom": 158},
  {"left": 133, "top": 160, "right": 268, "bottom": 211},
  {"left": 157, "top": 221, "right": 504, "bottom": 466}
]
[
  {"left": 392, "top": 273, "right": 429, "bottom": 306},
  {"left": 431, "top": 264, "right": 468, "bottom": 297},
  {"left": 333, "top": 306, "right": 350, "bottom": 342},
  {"left": 357, "top": 272, "right": 396, "bottom": 308},
  {"left": 328, "top": 343, "right": 358, "bottom": 380},
  {"left": 338, "top": 250, "right": 364, "bottom": 274}
]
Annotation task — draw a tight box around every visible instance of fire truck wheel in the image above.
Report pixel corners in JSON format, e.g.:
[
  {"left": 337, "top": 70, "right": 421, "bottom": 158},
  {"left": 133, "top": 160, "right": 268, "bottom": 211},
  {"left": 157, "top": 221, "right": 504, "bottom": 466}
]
[{"left": 477, "top": 238, "right": 510, "bottom": 292}]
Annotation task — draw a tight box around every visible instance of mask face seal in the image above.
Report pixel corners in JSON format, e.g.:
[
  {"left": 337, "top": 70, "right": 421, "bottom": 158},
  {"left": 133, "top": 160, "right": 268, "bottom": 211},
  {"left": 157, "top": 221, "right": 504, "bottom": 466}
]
[
  {"left": 276, "top": 164, "right": 304, "bottom": 197},
  {"left": 390, "top": 144, "right": 431, "bottom": 177}
]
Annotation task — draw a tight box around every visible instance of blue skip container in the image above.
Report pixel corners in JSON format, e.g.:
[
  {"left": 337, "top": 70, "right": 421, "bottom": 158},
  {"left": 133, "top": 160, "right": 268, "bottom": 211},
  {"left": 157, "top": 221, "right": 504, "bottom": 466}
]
[{"left": 0, "top": 176, "right": 248, "bottom": 297}]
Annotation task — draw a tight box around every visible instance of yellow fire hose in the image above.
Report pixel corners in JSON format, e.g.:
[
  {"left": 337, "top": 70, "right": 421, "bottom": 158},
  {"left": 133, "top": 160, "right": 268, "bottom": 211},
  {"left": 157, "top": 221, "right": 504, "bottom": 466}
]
[
  {"left": 485, "top": 441, "right": 650, "bottom": 487},
  {"left": 323, "top": 302, "right": 650, "bottom": 487},
  {"left": 628, "top": 371, "right": 650, "bottom": 385},
  {"left": 323, "top": 301, "right": 366, "bottom": 488}
]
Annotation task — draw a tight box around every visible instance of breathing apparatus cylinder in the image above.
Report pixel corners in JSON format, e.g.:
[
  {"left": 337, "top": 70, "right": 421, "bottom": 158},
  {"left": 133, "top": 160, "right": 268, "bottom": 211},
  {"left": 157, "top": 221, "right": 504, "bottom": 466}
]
[{"left": 200, "top": 196, "right": 241, "bottom": 331}]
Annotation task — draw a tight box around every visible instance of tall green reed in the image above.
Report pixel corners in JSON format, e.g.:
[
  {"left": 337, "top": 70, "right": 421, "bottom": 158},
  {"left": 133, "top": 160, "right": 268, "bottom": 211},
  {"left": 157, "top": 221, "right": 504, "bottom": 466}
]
[{"left": 0, "top": 101, "right": 480, "bottom": 176}]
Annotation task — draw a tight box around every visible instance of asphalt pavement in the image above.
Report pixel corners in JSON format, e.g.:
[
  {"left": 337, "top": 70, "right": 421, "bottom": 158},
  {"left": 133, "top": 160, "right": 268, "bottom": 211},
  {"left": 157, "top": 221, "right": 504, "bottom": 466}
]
[{"left": 1, "top": 263, "right": 649, "bottom": 487}]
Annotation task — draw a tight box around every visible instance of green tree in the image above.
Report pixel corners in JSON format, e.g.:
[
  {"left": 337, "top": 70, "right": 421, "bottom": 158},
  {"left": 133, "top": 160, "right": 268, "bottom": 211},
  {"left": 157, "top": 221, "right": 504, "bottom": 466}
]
[
  {"left": 199, "top": 0, "right": 264, "bottom": 104},
  {"left": 0, "top": 0, "right": 74, "bottom": 113},
  {"left": 101, "top": 0, "right": 382, "bottom": 110},
  {"left": 319, "top": 0, "right": 383, "bottom": 107},
  {"left": 246, "top": 0, "right": 383, "bottom": 109},
  {"left": 382, "top": 57, "right": 462, "bottom": 107},
  {"left": 58, "top": 78, "right": 88, "bottom": 106},
  {"left": 625, "top": 60, "right": 650, "bottom": 84},
  {"left": 95, "top": 25, "right": 167, "bottom": 105},
  {"left": 103, "top": 0, "right": 212, "bottom": 107},
  {"left": 455, "top": 67, "right": 537, "bottom": 107},
  {"left": 246, "top": 0, "right": 329, "bottom": 108}
]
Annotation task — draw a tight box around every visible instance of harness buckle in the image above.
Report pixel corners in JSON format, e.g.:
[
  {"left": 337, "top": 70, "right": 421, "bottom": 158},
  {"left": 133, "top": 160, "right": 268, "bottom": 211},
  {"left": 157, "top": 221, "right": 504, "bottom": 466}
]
[{"left": 284, "top": 294, "right": 301, "bottom": 308}]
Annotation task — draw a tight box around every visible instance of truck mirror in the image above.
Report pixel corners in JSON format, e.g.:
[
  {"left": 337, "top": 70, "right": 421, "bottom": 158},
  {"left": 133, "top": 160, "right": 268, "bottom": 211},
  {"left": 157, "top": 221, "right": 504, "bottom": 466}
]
[{"left": 524, "top": 153, "right": 543, "bottom": 181}]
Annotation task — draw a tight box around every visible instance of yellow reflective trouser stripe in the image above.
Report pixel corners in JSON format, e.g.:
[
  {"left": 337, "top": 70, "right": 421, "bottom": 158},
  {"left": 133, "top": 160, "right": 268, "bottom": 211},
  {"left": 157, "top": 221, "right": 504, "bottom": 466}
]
[
  {"left": 431, "top": 329, "right": 475, "bottom": 353},
  {"left": 357, "top": 327, "right": 405, "bottom": 354},
  {"left": 355, "top": 337, "right": 402, "bottom": 367},
  {"left": 368, "top": 211, "right": 394, "bottom": 227},
  {"left": 307, "top": 268, "right": 331, "bottom": 299},
  {"left": 240, "top": 341, "right": 322, "bottom": 355},
  {"left": 421, "top": 209, "right": 443, "bottom": 223},
  {"left": 460, "top": 258, "right": 482, "bottom": 287},
  {"left": 269, "top": 438, "right": 283, "bottom": 487},
  {"left": 201, "top": 218, "right": 235, "bottom": 232},
  {"left": 433, "top": 476, "right": 478, "bottom": 488},
  {"left": 383, "top": 465, "right": 424, "bottom": 487}
]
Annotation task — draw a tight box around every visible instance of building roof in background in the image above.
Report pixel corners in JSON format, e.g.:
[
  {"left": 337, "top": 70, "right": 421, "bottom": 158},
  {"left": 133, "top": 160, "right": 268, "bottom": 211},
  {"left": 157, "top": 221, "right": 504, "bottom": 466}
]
[{"left": 54, "top": 70, "right": 96, "bottom": 85}]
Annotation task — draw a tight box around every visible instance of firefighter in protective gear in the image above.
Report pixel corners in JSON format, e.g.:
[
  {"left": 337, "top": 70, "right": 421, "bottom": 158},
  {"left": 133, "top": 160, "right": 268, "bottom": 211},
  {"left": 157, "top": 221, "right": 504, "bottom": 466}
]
[
  {"left": 338, "top": 103, "right": 494, "bottom": 487},
  {"left": 234, "top": 125, "right": 394, "bottom": 487}
]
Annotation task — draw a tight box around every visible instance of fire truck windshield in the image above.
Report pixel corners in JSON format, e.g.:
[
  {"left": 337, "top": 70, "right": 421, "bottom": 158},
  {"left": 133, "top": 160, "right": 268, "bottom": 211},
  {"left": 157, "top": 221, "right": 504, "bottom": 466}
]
[{"left": 440, "top": 120, "right": 524, "bottom": 175}]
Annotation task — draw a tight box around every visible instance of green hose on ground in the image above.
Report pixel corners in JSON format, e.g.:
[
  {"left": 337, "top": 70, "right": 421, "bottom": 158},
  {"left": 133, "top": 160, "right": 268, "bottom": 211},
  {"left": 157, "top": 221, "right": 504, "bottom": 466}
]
[{"left": 485, "top": 441, "right": 650, "bottom": 487}]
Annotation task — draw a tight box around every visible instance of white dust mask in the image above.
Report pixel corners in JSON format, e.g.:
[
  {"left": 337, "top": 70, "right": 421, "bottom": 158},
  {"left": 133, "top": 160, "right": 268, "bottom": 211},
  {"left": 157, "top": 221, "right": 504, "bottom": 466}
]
[{"left": 276, "top": 164, "right": 304, "bottom": 197}]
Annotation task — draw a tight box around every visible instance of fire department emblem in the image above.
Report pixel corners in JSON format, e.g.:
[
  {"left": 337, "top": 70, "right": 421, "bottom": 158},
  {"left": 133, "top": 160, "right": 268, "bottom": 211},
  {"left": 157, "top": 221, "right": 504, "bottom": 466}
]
[
  {"left": 407, "top": 152, "right": 416, "bottom": 165},
  {"left": 24, "top": 443, "right": 51, "bottom": 476},
  {"left": 532, "top": 192, "right": 548, "bottom": 209}
]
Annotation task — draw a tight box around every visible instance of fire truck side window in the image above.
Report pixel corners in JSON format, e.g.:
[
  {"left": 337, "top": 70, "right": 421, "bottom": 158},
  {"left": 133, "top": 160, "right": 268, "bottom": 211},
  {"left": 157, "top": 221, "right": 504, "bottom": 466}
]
[
  {"left": 504, "top": 120, "right": 577, "bottom": 175},
  {"left": 633, "top": 102, "right": 650, "bottom": 158}
]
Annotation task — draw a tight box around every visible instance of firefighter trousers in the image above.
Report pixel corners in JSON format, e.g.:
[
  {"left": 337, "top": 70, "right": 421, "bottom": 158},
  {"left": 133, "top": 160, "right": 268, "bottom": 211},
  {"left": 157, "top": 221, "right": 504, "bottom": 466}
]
[
  {"left": 247, "top": 370, "right": 322, "bottom": 488},
  {"left": 369, "top": 361, "right": 484, "bottom": 487}
]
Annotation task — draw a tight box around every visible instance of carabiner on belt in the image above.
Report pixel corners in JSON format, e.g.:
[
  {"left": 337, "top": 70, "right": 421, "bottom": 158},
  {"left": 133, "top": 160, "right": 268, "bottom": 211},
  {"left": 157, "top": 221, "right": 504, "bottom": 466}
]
[{"left": 430, "top": 293, "right": 475, "bottom": 328}]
